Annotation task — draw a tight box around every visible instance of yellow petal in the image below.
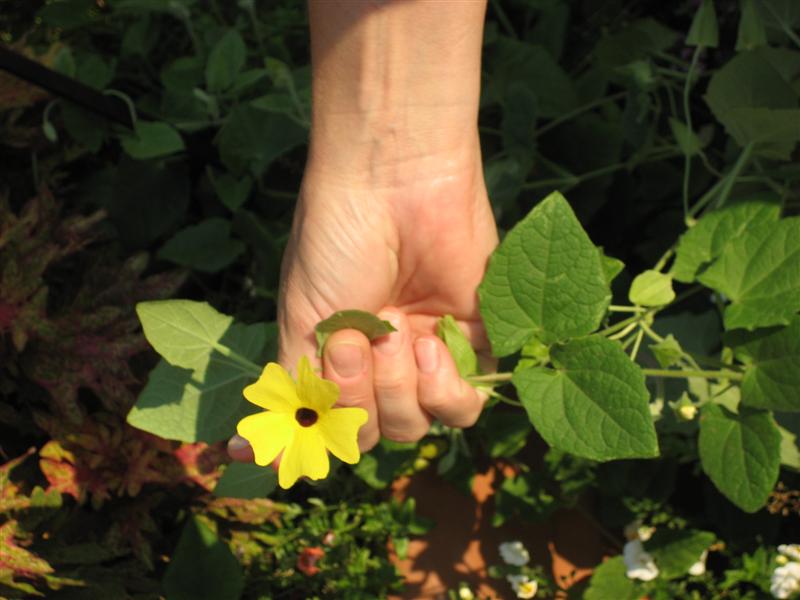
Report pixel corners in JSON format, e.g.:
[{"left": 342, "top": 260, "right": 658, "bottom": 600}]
[
  {"left": 278, "top": 425, "right": 330, "bottom": 488},
  {"left": 236, "top": 412, "right": 294, "bottom": 466},
  {"left": 243, "top": 362, "right": 300, "bottom": 413},
  {"left": 316, "top": 407, "right": 368, "bottom": 464},
  {"left": 296, "top": 355, "right": 339, "bottom": 412}
]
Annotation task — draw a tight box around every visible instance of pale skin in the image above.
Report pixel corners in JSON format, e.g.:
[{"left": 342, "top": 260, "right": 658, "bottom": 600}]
[{"left": 228, "top": 0, "right": 497, "bottom": 460}]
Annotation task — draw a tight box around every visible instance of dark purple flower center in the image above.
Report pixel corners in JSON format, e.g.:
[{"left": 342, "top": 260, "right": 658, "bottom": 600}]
[{"left": 295, "top": 407, "right": 318, "bottom": 427}]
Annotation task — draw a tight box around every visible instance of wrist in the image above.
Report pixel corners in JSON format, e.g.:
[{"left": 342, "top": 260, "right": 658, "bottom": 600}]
[{"left": 306, "top": 0, "right": 486, "bottom": 188}]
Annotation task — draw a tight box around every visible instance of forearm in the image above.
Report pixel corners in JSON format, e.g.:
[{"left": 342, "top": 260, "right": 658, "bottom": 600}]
[{"left": 306, "top": 0, "right": 487, "bottom": 187}]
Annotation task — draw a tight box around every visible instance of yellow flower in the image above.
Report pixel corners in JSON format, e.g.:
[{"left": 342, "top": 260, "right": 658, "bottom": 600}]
[{"left": 236, "top": 356, "right": 368, "bottom": 489}]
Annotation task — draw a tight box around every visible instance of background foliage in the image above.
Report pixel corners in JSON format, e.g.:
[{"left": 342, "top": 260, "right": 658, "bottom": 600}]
[{"left": 1, "top": 0, "right": 800, "bottom": 598}]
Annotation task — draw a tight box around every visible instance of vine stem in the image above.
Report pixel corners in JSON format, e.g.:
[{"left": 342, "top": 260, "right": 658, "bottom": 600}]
[
  {"left": 598, "top": 312, "right": 653, "bottom": 337},
  {"left": 608, "top": 305, "right": 645, "bottom": 313},
  {"left": 629, "top": 328, "right": 645, "bottom": 361},
  {"left": 682, "top": 46, "right": 702, "bottom": 223},
  {"left": 608, "top": 321, "right": 638, "bottom": 341},
  {"left": 485, "top": 388, "right": 522, "bottom": 407},
  {"left": 709, "top": 142, "right": 755, "bottom": 213},
  {"left": 489, "top": 0, "right": 517, "bottom": 38},
  {"left": 672, "top": 284, "right": 704, "bottom": 305},
  {"left": 689, "top": 143, "right": 754, "bottom": 218},
  {"left": 533, "top": 92, "right": 626, "bottom": 139},
  {"left": 468, "top": 372, "right": 513, "bottom": 384},
  {"left": 763, "top": 0, "right": 800, "bottom": 50},
  {"left": 641, "top": 368, "right": 742, "bottom": 380}
]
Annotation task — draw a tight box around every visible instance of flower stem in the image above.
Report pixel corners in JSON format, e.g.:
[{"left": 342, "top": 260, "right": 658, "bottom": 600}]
[{"left": 629, "top": 328, "right": 645, "bottom": 362}]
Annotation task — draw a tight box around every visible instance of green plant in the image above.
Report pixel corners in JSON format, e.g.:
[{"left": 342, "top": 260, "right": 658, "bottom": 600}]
[{"left": 4, "top": 0, "right": 800, "bottom": 598}]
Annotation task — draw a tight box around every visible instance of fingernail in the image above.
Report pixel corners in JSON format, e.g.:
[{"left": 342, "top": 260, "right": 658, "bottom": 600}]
[
  {"left": 415, "top": 339, "right": 439, "bottom": 374},
  {"left": 375, "top": 313, "right": 402, "bottom": 356},
  {"left": 228, "top": 435, "right": 251, "bottom": 451},
  {"left": 328, "top": 342, "right": 365, "bottom": 378}
]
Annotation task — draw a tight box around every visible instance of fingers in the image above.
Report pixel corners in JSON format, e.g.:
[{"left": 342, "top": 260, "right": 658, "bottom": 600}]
[
  {"left": 414, "top": 335, "right": 486, "bottom": 428},
  {"left": 372, "top": 310, "right": 432, "bottom": 442},
  {"left": 227, "top": 434, "right": 255, "bottom": 462},
  {"left": 322, "top": 329, "right": 380, "bottom": 452}
]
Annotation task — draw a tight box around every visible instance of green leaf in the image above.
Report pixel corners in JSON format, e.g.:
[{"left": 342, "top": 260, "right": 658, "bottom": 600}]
[
  {"left": 206, "top": 29, "right": 247, "bottom": 92},
  {"left": 158, "top": 218, "right": 245, "bottom": 273},
  {"left": 230, "top": 69, "right": 268, "bottom": 95},
  {"left": 213, "top": 462, "right": 277, "bottom": 499},
  {"left": 217, "top": 104, "right": 307, "bottom": 177},
  {"left": 584, "top": 556, "right": 637, "bottom": 600},
  {"left": 436, "top": 315, "right": 478, "bottom": 378},
  {"left": 484, "top": 38, "right": 577, "bottom": 118},
  {"left": 705, "top": 49, "right": 798, "bottom": 111},
  {"left": 775, "top": 412, "right": 800, "bottom": 470},
  {"left": 705, "top": 51, "right": 800, "bottom": 158},
  {"left": 131, "top": 300, "right": 278, "bottom": 439},
  {"left": 74, "top": 53, "right": 114, "bottom": 89},
  {"left": 492, "top": 471, "right": 557, "bottom": 527},
  {"left": 513, "top": 335, "right": 658, "bottom": 461},
  {"left": 120, "top": 121, "right": 185, "bottom": 160},
  {"left": 600, "top": 249, "right": 625, "bottom": 285},
  {"left": 353, "top": 439, "right": 417, "bottom": 489},
  {"left": 136, "top": 300, "right": 259, "bottom": 371},
  {"left": 727, "top": 316, "right": 800, "bottom": 411},
  {"left": 478, "top": 191, "right": 611, "bottom": 356},
  {"left": 687, "top": 0, "right": 719, "bottom": 47},
  {"left": 128, "top": 356, "right": 255, "bottom": 443},
  {"left": 669, "top": 117, "right": 703, "bottom": 156},
  {"left": 62, "top": 103, "right": 105, "bottom": 152},
  {"left": 315, "top": 310, "right": 396, "bottom": 356},
  {"left": 723, "top": 108, "right": 800, "bottom": 159},
  {"left": 672, "top": 194, "right": 782, "bottom": 283},
  {"left": 483, "top": 409, "right": 531, "bottom": 458},
  {"left": 697, "top": 217, "right": 800, "bottom": 330},
  {"left": 501, "top": 81, "right": 538, "bottom": 160},
  {"left": 737, "top": 0, "right": 767, "bottom": 50},
  {"left": 629, "top": 270, "right": 675, "bottom": 307},
  {"left": 53, "top": 47, "right": 76, "bottom": 77},
  {"left": 698, "top": 403, "right": 781, "bottom": 512},
  {"left": 162, "top": 517, "right": 244, "bottom": 600},
  {"left": 644, "top": 529, "right": 715, "bottom": 579},
  {"left": 210, "top": 172, "right": 253, "bottom": 212},
  {"left": 162, "top": 56, "right": 205, "bottom": 91},
  {"left": 483, "top": 156, "right": 529, "bottom": 211},
  {"left": 650, "top": 334, "right": 684, "bottom": 368},
  {"left": 594, "top": 18, "right": 679, "bottom": 68}
]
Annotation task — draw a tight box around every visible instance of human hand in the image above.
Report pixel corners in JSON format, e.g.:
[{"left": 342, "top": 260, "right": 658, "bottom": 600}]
[
  {"left": 228, "top": 0, "right": 492, "bottom": 462},
  {"left": 229, "top": 141, "right": 498, "bottom": 460}
]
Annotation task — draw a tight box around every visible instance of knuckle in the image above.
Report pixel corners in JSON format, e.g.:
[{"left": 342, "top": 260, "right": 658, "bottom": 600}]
[{"left": 374, "top": 376, "right": 412, "bottom": 400}]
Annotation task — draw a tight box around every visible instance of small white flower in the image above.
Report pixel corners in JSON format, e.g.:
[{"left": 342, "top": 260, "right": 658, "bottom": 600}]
[
  {"left": 771, "top": 561, "right": 800, "bottom": 599},
  {"left": 688, "top": 549, "right": 708, "bottom": 576},
  {"left": 779, "top": 545, "right": 800, "bottom": 562},
  {"left": 499, "top": 541, "right": 530, "bottom": 566},
  {"left": 458, "top": 584, "right": 475, "bottom": 600},
  {"left": 506, "top": 574, "right": 538, "bottom": 599},
  {"left": 623, "top": 540, "right": 659, "bottom": 581}
]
